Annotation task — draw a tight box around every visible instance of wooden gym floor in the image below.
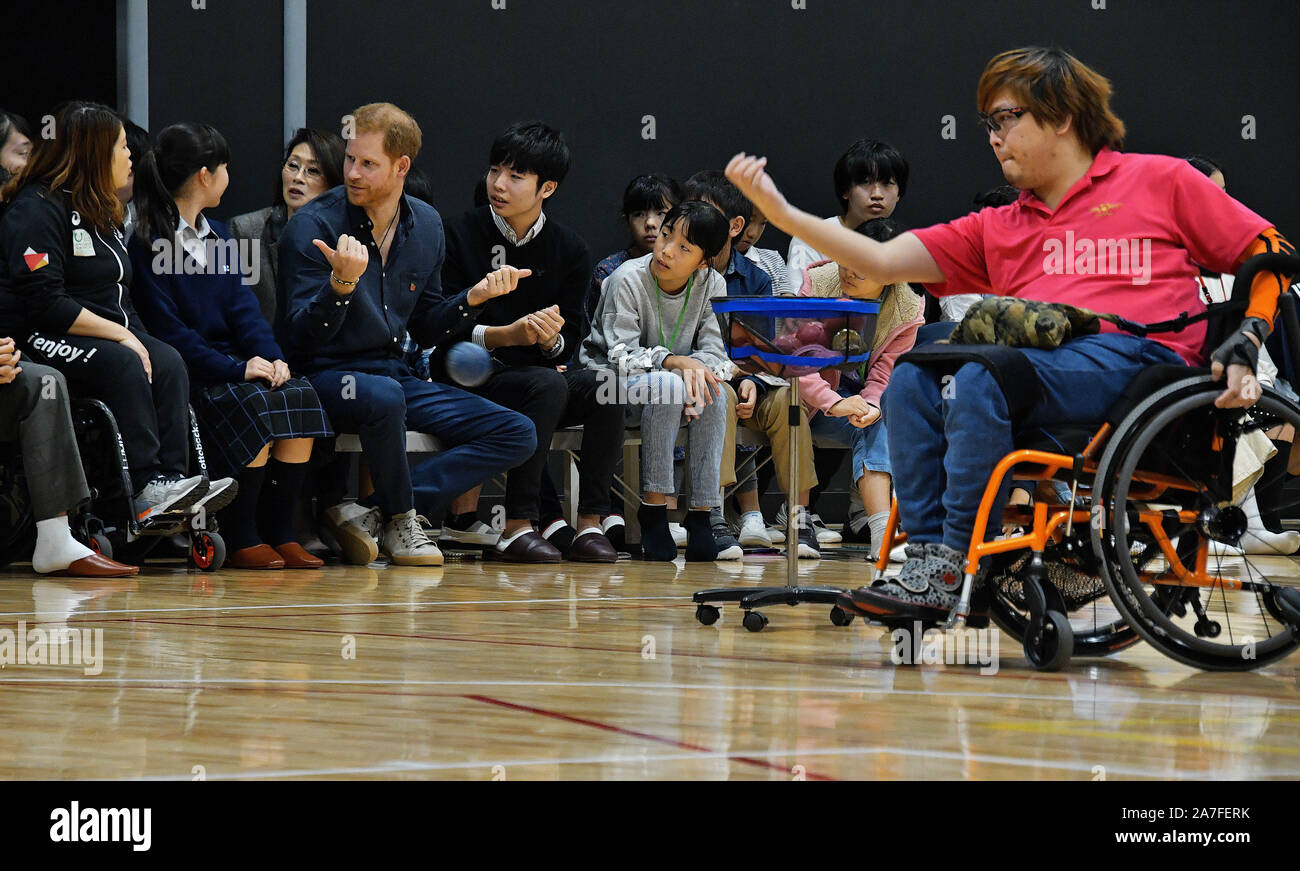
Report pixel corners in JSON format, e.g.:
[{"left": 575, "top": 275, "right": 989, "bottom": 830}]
[{"left": 2, "top": 545, "right": 1299, "bottom": 780}]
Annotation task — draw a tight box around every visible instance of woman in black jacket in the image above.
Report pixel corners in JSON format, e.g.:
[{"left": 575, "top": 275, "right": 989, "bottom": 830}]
[{"left": 0, "top": 102, "right": 232, "bottom": 519}]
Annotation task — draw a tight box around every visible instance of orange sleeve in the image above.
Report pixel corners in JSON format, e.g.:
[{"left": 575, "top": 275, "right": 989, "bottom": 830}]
[{"left": 1238, "top": 227, "right": 1296, "bottom": 325}]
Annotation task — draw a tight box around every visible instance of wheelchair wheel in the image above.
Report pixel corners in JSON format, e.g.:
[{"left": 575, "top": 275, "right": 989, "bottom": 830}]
[
  {"left": 987, "top": 548, "right": 1140, "bottom": 657},
  {"left": 1094, "top": 380, "right": 1300, "bottom": 670}
]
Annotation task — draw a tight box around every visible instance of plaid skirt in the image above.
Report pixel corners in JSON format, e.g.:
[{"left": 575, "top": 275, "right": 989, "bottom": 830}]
[{"left": 192, "top": 377, "right": 333, "bottom": 477}]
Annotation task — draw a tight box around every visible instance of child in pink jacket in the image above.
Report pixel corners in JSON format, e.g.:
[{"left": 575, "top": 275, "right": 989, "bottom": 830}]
[{"left": 797, "top": 218, "right": 922, "bottom": 558}]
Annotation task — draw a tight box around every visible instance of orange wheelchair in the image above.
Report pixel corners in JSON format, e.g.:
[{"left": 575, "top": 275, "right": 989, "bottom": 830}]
[{"left": 863, "top": 252, "right": 1300, "bottom": 671}]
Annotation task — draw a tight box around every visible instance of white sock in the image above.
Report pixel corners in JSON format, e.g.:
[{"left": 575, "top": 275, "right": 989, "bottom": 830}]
[
  {"left": 496, "top": 527, "right": 532, "bottom": 550},
  {"left": 573, "top": 526, "right": 602, "bottom": 538},
  {"left": 867, "top": 512, "right": 891, "bottom": 560},
  {"left": 31, "top": 517, "right": 95, "bottom": 574}
]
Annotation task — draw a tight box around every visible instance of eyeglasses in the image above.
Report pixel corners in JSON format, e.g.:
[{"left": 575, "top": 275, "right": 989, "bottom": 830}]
[
  {"left": 283, "top": 158, "right": 323, "bottom": 180},
  {"left": 977, "top": 107, "right": 1027, "bottom": 135}
]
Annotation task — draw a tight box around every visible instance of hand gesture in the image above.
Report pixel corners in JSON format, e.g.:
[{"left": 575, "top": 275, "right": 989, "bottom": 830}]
[
  {"left": 725, "top": 153, "right": 792, "bottom": 226},
  {"left": 830, "top": 395, "right": 880, "bottom": 429},
  {"left": 118, "top": 332, "right": 153, "bottom": 383},
  {"left": 245, "top": 356, "right": 275, "bottom": 383},
  {"left": 0, "top": 337, "right": 20, "bottom": 385},
  {"left": 271, "top": 359, "right": 291, "bottom": 388},
  {"left": 527, "top": 305, "right": 565, "bottom": 349},
  {"left": 468, "top": 265, "right": 532, "bottom": 307},
  {"left": 736, "top": 378, "right": 758, "bottom": 420},
  {"left": 312, "top": 234, "right": 369, "bottom": 292}
]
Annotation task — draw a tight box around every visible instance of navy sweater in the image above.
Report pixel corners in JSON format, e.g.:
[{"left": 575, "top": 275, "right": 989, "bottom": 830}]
[
  {"left": 439, "top": 206, "right": 590, "bottom": 370},
  {"left": 128, "top": 219, "right": 282, "bottom": 386}
]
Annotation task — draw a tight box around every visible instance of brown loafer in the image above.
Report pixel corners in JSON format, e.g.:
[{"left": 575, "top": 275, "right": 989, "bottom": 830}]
[
  {"left": 566, "top": 529, "right": 618, "bottom": 563},
  {"left": 48, "top": 554, "right": 140, "bottom": 578},
  {"left": 230, "top": 544, "right": 286, "bottom": 569},
  {"left": 491, "top": 530, "right": 562, "bottom": 563},
  {"left": 273, "top": 541, "right": 325, "bottom": 569}
]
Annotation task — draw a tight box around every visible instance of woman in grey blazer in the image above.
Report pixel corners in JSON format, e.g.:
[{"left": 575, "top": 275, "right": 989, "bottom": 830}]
[{"left": 228, "top": 128, "right": 344, "bottom": 325}]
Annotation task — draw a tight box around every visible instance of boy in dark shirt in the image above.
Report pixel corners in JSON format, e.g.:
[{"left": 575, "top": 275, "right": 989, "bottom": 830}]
[{"left": 436, "top": 122, "right": 622, "bottom": 563}]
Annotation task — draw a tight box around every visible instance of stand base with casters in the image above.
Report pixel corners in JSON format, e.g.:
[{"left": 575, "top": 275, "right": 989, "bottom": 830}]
[{"left": 690, "top": 296, "right": 885, "bottom": 632}]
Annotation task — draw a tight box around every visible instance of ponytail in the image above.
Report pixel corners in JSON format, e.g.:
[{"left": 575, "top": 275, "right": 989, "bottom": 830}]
[{"left": 130, "top": 146, "right": 178, "bottom": 241}]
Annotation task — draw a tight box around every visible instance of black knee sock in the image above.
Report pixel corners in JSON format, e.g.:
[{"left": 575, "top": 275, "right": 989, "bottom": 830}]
[
  {"left": 637, "top": 503, "right": 677, "bottom": 561},
  {"left": 1257, "top": 442, "right": 1292, "bottom": 533},
  {"left": 222, "top": 465, "right": 266, "bottom": 551},
  {"left": 684, "top": 509, "right": 719, "bottom": 562},
  {"left": 260, "top": 459, "right": 309, "bottom": 546}
]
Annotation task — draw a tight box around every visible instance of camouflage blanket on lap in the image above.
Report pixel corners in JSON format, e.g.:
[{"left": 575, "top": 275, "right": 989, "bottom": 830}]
[{"left": 949, "top": 296, "right": 1103, "bottom": 349}]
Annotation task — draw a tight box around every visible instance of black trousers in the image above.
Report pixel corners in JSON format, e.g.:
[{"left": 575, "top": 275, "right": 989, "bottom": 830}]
[
  {"left": 0, "top": 363, "right": 92, "bottom": 521},
  {"left": 23, "top": 328, "right": 190, "bottom": 491},
  {"left": 471, "top": 366, "right": 623, "bottom": 521}
]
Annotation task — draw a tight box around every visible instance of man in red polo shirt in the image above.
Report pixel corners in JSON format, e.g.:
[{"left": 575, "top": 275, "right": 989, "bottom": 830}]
[{"left": 726, "top": 45, "right": 1293, "bottom": 619}]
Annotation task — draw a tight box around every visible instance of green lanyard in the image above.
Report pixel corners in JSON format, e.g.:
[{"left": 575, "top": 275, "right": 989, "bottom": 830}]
[{"left": 655, "top": 273, "right": 694, "bottom": 350}]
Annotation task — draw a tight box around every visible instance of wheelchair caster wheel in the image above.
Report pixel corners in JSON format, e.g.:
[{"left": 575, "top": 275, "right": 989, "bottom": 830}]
[
  {"left": 742, "top": 611, "right": 769, "bottom": 632},
  {"left": 88, "top": 533, "right": 113, "bottom": 560},
  {"left": 695, "top": 604, "right": 720, "bottom": 626},
  {"left": 190, "top": 531, "right": 226, "bottom": 572},
  {"left": 1194, "top": 619, "right": 1222, "bottom": 638},
  {"left": 829, "top": 606, "right": 855, "bottom": 626},
  {"left": 1025, "top": 610, "right": 1072, "bottom": 671}
]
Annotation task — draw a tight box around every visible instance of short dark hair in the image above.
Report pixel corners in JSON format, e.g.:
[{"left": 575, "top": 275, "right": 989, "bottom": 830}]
[
  {"left": 682, "top": 170, "right": 752, "bottom": 229},
  {"left": 972, "top": 184, "right": 1019, "bottom": 209},
  {"left": 621, "top": 173, "right": 681, "bottom": 215},
  {"left": 403, "top": 166, "right": 435, "bottom": 206},
  {"left": 852, "top": 217, "right": 905, "bottom": 243},
  {"left": 277, "top": 127, "right": 345, "bottom": 207},
  {"left": 489, "top": 120, "right": 572, "bottom": 189},
  {"left": 833, "top": 139, "right": 910, "bottom": 212},
  {"left": 661, "top": 200, "right": 730, "bottom": 264},
  {"left": 1185, "top": 154, "right": 1224, "bottom": 178}
]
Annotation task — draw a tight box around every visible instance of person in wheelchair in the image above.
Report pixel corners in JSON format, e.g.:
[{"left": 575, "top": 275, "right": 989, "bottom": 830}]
[
  {"left": 0, "top": 102, "right": 220, "bottom": 521},
  {"left": 726, "top": 45, "right": 1295, "bottom": 621},
  {"left": 0, "top": 341, "right": 138, "bottom": 577}
]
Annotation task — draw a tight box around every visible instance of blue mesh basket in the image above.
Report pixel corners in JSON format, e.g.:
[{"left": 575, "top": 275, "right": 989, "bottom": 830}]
[{"left": 712, "top": 296, "right": 879, "bottom": 377}]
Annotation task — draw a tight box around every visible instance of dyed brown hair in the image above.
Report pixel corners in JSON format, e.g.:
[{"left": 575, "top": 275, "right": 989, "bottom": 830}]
[
  {"left": 2, "top": 101, "right": 124, "bottom": 231},
  {"left": 977, "top": 46, "right": 1125, "bottom": 154}
]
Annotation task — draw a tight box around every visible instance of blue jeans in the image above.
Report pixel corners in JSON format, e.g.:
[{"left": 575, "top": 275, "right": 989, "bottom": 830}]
[
  {"left": 883, "top": 333, "right": 1185, "bottom": 551},
  {"left": 808, "top": 390, "right": 890, "bottom": 485},
  {"left": 309, "top": 359, "right": 536, "bottom": 518}
]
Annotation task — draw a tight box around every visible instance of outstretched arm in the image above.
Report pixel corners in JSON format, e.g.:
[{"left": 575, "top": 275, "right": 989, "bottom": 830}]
[{"left": 725, "top": 153, "right": 945, "bottom": 286}]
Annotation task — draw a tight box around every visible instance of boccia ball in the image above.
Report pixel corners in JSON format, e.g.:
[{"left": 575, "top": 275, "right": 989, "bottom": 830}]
[
  {"left": 445, "top": 341, "right": 493, "bottom": 387},
  {"left": 796, "top": 321, "right": 829, "bottom": 347}
]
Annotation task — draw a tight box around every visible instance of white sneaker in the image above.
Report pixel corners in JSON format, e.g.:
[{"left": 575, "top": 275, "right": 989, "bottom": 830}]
[
  {"left": 439, "top": 520, "right": 501, "bottom": 548},
  {"left": 810, "top": 513, "right": 841, "bottom": 544},
  {"left": 324, "top": 501, "right": 382, "bottom": 565},
  {"left": 190, "top": 477, "right": 239, "bottom": 516},
  {"left": 669, "top": 522, "right": 687, "bottom": 548},
  {"left": 135, "top": 475, "right": 208, "bottom": 521},
  {"left": 738, "top": 512, "right": 773, "bottom": 548},
  {"left": 383, "top": 509, "right": 444, "bottom": 566}
]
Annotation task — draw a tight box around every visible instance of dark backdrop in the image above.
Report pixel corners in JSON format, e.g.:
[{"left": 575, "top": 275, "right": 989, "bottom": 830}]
[{"left": 10, "top": 0, "right": 1299, "bottom": 257}]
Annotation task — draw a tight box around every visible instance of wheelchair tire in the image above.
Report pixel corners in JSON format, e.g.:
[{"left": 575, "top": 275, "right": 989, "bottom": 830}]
[
  {"left": 1094, "top": 381, "right": 1300, "bottom": 670},
  {"left": 190, "top": 531, "right": 226, "bottom": 572},
  {"left": 88, "top": 532, "right": 113, "bottom": 560}
]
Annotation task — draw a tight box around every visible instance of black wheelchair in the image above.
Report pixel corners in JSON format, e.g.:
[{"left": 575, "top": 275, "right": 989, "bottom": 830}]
[
  {"left": 0, "top": 399, "right": 228, "bottom": 572},
  {"left": 867, "top": 252, "right": 1300, "bottom": 671}
]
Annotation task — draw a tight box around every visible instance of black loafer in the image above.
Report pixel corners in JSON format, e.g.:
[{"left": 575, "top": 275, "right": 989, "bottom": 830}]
[
  {"left": 566, "top": 530, "right": 618, "bottom": 563},
  {"left": 492, "top": 530, "right": 563, "bottom": 563}
]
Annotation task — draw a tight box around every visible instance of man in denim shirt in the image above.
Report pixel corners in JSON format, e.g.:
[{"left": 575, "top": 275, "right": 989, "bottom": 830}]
[{"left": 279, "top": 102, "right": 535, "bottom": 566}]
